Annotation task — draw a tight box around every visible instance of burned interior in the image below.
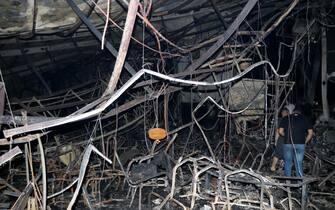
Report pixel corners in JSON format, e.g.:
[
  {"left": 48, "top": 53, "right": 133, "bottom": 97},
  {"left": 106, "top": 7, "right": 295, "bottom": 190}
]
[{"left": 0, "top": 0, "right": 335, "bottom": 209}]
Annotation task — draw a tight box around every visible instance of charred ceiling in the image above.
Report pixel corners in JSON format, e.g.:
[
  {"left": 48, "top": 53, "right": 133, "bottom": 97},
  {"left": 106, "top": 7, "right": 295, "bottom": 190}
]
[{"left": 0, "top": 0, "right": 335, "bottom": 209}]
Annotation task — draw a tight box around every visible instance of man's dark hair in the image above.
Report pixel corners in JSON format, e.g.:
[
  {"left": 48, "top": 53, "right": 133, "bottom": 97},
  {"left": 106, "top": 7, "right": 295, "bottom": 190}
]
[{"left": 294, "top": 104, "right": 303, "bottom": 113}]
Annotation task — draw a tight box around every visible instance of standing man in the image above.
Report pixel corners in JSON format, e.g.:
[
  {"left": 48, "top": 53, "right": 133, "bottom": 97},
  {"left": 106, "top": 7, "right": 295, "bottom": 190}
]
[
  {"left": 278, "top": 106, "right": 313, "bottom": 177},
  {"left": 270, "top": 108, "right": 290, "bottom": 172}
]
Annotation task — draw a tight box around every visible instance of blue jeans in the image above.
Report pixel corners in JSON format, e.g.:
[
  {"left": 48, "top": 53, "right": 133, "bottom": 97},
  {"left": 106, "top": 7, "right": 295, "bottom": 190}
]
[{"left": 283, "top": 144, "right": 305, "bottom": 177}]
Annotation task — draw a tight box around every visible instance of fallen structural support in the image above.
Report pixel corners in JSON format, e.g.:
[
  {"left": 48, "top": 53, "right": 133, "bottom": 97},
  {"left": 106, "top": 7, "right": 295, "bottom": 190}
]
[
  {"left": 103, "top": 0, "right": 139, "bottom": 95},
  {"left": 0, "top": 146, "right": 22, "bottom": 166},
  {"left": 0, "top": 115, "right": 60, "bottom": 125},
  {"left": 4, "top": 60, "right": 286, "bottom": 138}
]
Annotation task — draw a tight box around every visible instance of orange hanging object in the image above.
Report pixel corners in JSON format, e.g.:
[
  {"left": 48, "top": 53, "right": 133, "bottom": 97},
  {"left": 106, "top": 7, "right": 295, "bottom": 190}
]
[{"left": 148, "top": 128, "right": 167, "bottom": 141}]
